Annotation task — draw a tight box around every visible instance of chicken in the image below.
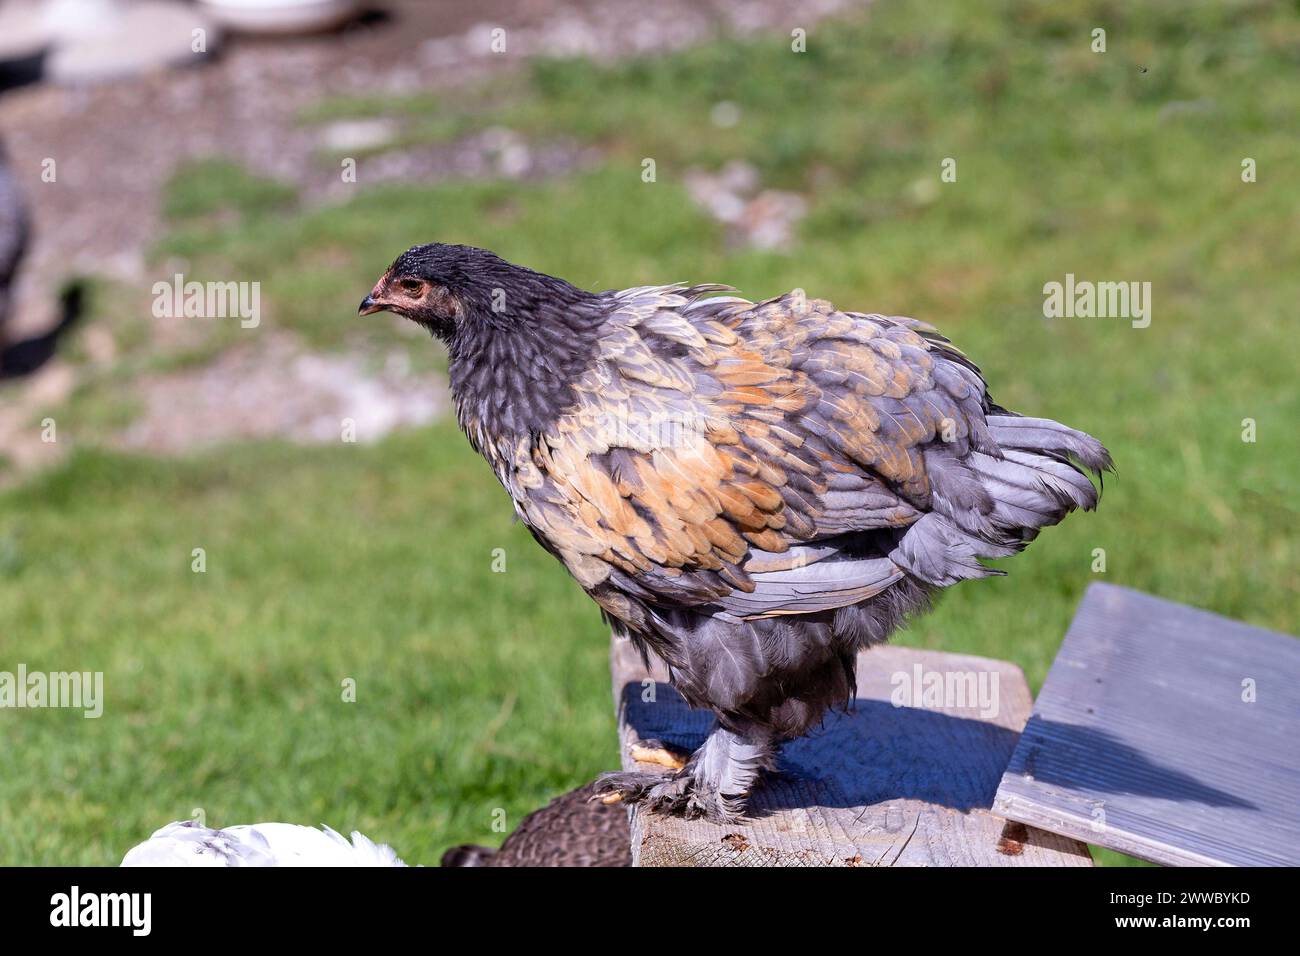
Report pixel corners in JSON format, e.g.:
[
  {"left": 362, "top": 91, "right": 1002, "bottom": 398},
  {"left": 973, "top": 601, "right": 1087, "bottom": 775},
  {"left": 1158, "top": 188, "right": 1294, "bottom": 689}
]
[
  {"left": 440, "top": 781, "right": 631, "bottom": 867},
  {"left": 360, "top": 243, "right": 1111, "bottom": 823},
  {"left": 122, "top": 820, "right": 408, "bottom": 866}
]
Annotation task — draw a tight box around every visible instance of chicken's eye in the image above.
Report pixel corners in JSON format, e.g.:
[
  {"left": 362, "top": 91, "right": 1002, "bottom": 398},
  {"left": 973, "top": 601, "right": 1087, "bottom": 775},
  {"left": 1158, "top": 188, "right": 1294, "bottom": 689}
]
[{"left": 399, "top": 280, "right": 423, "bottom": 296}]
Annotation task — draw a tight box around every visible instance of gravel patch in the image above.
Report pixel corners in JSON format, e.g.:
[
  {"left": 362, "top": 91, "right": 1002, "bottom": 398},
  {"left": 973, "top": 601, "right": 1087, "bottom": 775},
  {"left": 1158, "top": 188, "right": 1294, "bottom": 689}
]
[
  {"left": 685, "top": 160, "right": 808, "bottom": 250},
  {"left": 119, "top": 335, "right": 444, "bottom": 452}
]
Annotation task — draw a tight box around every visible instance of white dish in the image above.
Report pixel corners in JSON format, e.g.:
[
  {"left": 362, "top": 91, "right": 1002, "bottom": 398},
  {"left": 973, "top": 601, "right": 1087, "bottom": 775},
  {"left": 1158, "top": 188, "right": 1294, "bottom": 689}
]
[{"left": 196, "top": 0, "right": 361, "bottom": 35}]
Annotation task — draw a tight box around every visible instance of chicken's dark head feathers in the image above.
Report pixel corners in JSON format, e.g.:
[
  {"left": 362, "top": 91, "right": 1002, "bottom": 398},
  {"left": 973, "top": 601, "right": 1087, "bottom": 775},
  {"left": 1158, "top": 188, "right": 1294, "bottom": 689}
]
[
  {"left": 363, "top": 243, "right": 609, "bottom": 439},
  {"left": 361, "top": 242, "right": 599, "bottom": 342}
]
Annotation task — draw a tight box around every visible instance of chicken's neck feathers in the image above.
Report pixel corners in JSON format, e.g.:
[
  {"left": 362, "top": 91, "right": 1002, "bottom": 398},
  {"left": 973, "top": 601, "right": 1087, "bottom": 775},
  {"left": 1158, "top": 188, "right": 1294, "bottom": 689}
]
[{"left": 447, "top": 286, "right": 609, "bottom": 448}]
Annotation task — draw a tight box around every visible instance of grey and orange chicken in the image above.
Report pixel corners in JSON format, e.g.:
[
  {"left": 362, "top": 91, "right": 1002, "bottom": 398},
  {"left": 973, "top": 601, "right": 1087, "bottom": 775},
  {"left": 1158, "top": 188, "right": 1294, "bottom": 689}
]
[{"left": 361, "top": 243, "right": 1111, "bottom": 822}]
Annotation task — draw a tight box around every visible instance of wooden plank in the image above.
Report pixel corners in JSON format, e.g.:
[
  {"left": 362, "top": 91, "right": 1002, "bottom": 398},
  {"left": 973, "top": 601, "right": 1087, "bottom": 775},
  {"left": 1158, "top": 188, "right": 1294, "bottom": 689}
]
[
  {"left": 611, "top": 637, "right": 1092, "bottom": 866},
  {"left": 994, "top": 582, "right": 1300, "bottom": 867}
]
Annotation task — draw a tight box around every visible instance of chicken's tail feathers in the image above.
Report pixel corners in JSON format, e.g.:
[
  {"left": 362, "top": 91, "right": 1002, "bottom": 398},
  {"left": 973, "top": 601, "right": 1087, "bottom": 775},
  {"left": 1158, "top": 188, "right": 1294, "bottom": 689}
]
[
  {"left": 986, "top": 415, "right": 1114, "bottom": 479},
  {"left": 976, "top": 415, "right": 1111, "bottom": 528},
  {"left": 894, "top": 416, "right": 1111, "bottom": 588}
]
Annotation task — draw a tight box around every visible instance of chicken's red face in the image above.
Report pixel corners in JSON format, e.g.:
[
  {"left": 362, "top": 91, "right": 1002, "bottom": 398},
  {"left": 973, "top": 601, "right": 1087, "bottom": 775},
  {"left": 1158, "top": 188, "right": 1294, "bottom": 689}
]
[{"left": 359, "top": 261, "right": 464, "bottom": 337}]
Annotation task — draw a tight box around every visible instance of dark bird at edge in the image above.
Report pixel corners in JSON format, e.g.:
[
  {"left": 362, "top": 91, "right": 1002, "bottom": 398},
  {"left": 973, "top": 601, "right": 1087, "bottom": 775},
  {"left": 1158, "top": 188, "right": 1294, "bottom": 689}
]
[
  {"left": 440, "top": 781, "right": 630, "bottom": 867},
  {"left": 361, "top": 243, "right": 1112, "bottom": 823},
  {"left": 0, "top": 139, "right": 30, "bottom": 342}
]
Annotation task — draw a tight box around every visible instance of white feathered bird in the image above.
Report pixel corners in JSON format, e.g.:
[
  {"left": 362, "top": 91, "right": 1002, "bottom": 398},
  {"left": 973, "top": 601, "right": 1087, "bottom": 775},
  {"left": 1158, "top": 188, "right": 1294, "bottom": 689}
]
[{"left": 121, "top": 820, "right": 409, "bottom": 867}]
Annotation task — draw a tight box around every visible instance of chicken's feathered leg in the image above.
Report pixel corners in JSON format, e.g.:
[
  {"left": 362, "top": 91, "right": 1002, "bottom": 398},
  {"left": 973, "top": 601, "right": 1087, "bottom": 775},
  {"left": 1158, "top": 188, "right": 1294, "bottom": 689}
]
[{"left": 593, "top": 723, "right": 777, "bottom": 823}]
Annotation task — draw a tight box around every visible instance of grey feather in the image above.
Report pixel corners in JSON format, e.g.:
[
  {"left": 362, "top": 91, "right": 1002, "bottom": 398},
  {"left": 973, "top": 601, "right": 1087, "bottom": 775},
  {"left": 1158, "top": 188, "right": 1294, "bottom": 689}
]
[
  {"left": 888, "top": 513, "right": 1003, "bottom": 587},
  {"left": 685, "top": 724, "right": 776, "bottom": 811},
  {"left": 716, "top": 556, "right": 904, "bottom": 619},
  {"left": 987, "top": 415, "right": 1114, "bottom": 473}
]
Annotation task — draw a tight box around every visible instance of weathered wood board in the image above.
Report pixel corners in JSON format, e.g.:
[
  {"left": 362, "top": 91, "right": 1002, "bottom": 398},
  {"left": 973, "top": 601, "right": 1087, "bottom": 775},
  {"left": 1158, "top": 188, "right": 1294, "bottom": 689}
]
[
  {"left": 994, "top": 582, "right": 1300, "bottom": 867},
  {"left": 611, "top": 637, "right": 1092, "bottom": 866}
]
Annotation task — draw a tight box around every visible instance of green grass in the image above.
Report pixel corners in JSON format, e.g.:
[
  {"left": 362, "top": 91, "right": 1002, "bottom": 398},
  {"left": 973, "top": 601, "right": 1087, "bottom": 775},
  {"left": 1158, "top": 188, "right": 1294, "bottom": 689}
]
[
  {"left": 0, "top": 434, "right": 615, "bottom": 865},
  {"left": 2, "top": 0, "right": 1297, "bottom": 865},
  {"left": 163, "top": 158, "right": 298, "bottom": 227}
]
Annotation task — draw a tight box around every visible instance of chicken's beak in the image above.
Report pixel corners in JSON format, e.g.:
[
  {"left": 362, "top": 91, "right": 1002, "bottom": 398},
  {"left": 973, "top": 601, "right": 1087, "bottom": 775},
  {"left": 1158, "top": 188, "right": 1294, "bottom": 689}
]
[{"left": 358, "top": 294, "right": 385, "bottom": 316}]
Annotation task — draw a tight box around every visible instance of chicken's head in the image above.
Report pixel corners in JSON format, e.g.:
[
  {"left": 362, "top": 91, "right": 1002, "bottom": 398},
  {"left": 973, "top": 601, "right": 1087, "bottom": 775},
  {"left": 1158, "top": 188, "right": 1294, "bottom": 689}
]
[
  {"left": 359, "top": 242, "right": 597, "bottom": 342},
  {"left": 358, "top": 243, "right": 476, "bottom": 338}
]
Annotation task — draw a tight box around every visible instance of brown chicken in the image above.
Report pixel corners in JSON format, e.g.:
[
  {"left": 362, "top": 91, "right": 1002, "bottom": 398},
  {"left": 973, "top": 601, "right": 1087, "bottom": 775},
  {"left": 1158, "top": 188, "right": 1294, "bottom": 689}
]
[
  {"left": 440, "top": 782, "right": 630, "bottom": 867},
  {"left": 361, "top": 243, "right": 1110, "bottom": 822}
]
